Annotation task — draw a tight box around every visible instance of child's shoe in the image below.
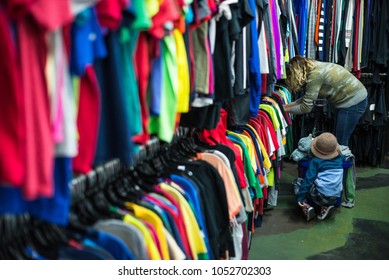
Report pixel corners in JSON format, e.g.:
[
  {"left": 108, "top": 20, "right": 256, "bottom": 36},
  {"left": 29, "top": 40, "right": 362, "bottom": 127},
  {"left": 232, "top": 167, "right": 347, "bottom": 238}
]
[
  {"left": 303, "top": 205, "right": 316, "bottom": 221},
  {"left": 341, "top": 201, "right": 354, "bottom": 208},
  {"left": 317, "top": 205, "right": 334, "bottom": 220}
]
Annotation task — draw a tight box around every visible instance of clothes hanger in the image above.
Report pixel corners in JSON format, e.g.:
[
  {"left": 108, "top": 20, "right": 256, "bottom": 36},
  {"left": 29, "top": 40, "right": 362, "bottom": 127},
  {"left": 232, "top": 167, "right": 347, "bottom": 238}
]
[
  {"left": 103, "top": 178, "right": 128, "bottom": 209},
  {"left": 111, "top": 175, "right": 144, "bottom": 203},
  {"left": 79, "top": 169, "right": 112, "bottom": 221},
  {"left": 129, "top": 165, "right": 158, "bottom": 193},
  {"left": 1, "top": 244, "right": 21, "bottom": 260},
  {"left": 41, "top": 222, "right": 69, "bottom": 247},
  {"left": 88, "top": 182, "right": 125, "bottom": 222},
  {"left": 66, "top": 212, "right": 91, "bottom": 240},
  {"left": 72, "top": 179, "right": 106, "bottom": 225},
  {"left": 162, "top": 142, "right": 201, "bottom": 171},
  {"left": 8, "top": 215, "right": 36, "bottom": 260},
  {"left": 0, "top": 216, "right": 56, "bottom": 260},
  {"left": 177, "top": 129, "right": 203, "bottom": 154},
  {"left": 26, "top": 219, "right": 66, "bottom": 260},
  {"left": 74, "top": 197, "right": 102, "bottom": 225},
  {"left": 0, "top": 216, "right": 32, "bottom": 260}
]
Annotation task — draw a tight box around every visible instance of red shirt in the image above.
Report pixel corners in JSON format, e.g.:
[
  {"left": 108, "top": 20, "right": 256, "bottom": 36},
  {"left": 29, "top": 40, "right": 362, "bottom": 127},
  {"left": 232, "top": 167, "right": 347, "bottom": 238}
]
[
  {"left": 96, "top": 0, "right": 128, "bottom": 30},
  {"left": 73, "top": 66, "right": 101, "bottom": 174},
  {"left": 256, "top": 111, "right": 280, "bottom": 153},
  {"left": 133, "top": 32, "right": 151, "bottom": 145},
  {"left": 249, "top": 118, "right": 270, "bottom": 155},
  {"left": 199, "top": 109, "right": 247, "bottom": 189},
  {"left": 149, "top": 0, "right": 181, "bottom": 39}
]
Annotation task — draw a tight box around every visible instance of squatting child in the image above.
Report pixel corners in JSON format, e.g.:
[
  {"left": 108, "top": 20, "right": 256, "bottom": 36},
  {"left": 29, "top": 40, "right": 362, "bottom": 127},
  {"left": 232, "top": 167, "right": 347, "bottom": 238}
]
[{"left": 296, "top": 132, "right": 344, "bottom": 221}]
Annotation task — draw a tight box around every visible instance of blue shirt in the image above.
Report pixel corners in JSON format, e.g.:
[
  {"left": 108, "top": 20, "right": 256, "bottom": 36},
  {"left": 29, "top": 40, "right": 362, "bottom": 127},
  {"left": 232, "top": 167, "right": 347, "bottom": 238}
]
[
  {"left": 170, "top": 175, "right": 213, "bottom": 259},
  {"left": 248, "top": 0, "right": 262, "bottom": 118},
  {"left": 0, "top": 157, "right": 72, "bottom": 225},
  {"left": 87, "top": 229, "right": 136, "bottom": 260},
  {"left": 70, "top": 8, "right": 107, "bottom": 76}
]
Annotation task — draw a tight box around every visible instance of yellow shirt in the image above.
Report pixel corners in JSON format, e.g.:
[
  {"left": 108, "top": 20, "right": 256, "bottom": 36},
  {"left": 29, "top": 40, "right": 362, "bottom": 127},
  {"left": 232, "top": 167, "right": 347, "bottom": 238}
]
[
  {"left": 227, "top": 131, "right": 257, "bottom": 172},
  {"left": 174, "top": 29, "right": 190, "bottom": 113},
  {"left": 259, "top": 104, "right": 280, "bottom": 131},
  {"left": 125, "top": 202, "right": 170, "bottom": 260},
  {"left": 145, "top": 0, "right": 161, "bottom": 17},
  {"left": 123, "top": 214, "right": 161, "bottom": 260},
  {"left": 245, "top": 124, "right": 271, "bottom": 170},
  {"left": 260, "top": 101, "right": 287, "bottom": 145}
]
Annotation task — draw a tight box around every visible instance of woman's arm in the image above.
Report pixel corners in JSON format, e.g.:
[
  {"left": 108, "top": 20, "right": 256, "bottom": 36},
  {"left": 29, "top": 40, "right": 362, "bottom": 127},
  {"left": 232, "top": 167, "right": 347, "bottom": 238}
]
[{"left": 283, "top": 98, "right": 302, "bottom": 113}]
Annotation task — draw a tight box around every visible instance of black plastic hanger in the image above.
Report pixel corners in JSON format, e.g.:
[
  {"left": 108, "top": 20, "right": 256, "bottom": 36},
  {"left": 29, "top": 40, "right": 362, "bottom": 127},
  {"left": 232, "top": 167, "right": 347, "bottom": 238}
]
[
  {"left": 130, "top": 164, "right": 158, "bottom": 192},
  {"left": 177, "top": 136, "right": 202, "bottom": 156},
  {"left": 112, "top": 176, "right": 143, "bottom": 203}
]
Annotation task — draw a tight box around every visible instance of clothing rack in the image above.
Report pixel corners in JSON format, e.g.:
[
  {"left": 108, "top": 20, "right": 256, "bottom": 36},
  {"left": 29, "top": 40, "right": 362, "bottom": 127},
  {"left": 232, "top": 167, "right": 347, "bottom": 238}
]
[{"left": 71, "top": 127, "right": 191, "bottom": 203}]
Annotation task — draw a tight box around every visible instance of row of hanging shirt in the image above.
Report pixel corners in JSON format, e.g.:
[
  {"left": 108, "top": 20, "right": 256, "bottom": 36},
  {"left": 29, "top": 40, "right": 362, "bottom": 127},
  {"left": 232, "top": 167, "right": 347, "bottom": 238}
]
[
  {"left": 0, "top": 88, "right": 293, "bottom": 260},
  {"left": 11, "top": 135, "right": 247, "bottom": 260},
  {"left": 197, "top": 86, "right": 292, "bottom": 228},
  {"left": 295, "top": 0, "right": 388, "bottom": 77},
  {"left": 78, "top": 88, "right": 292, "bottom": 260},
  {"left": 64, "top": 92, "right": 292, "bottom": 260}
]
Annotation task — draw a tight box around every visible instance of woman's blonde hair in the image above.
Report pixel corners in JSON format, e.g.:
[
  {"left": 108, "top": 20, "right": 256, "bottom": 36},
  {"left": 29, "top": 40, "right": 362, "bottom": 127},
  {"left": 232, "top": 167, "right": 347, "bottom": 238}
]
[{"left": 286, "top": 55, "right": 316, "bottom": 93}]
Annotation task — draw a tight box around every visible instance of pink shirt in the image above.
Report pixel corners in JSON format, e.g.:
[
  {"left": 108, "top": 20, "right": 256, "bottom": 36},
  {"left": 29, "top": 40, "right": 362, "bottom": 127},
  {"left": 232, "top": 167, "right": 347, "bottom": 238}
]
[
  {"left": 0, "top": 8, "right": 25, "bottom": 187},
  {"left": 8, "top": 0, "right": 74, "bottom": 199}
]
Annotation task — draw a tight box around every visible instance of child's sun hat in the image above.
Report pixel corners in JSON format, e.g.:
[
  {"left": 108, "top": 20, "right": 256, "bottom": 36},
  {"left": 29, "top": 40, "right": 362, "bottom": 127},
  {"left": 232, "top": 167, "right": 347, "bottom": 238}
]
[{"left": 310, "top": 132, "right": 340, "bottom": 159}]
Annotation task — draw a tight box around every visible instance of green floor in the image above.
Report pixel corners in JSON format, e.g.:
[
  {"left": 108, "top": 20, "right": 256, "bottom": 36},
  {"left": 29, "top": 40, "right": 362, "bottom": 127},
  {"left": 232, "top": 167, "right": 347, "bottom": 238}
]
[{"left": 249, "top": 160, "right": 389, "bottom": 260}]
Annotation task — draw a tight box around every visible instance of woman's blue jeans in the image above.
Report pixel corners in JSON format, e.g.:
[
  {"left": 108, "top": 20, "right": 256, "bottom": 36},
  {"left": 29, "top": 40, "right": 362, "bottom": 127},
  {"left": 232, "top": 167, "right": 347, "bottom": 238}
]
[{"left": 334, "top": 98, "right": 368, "bottom": 146}]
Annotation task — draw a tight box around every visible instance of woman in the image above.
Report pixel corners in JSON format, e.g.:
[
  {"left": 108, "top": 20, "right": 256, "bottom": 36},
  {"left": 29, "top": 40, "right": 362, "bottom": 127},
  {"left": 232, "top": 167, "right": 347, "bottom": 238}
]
[{"left": 283, "top": 55, "right": 368, "bottom": 147}]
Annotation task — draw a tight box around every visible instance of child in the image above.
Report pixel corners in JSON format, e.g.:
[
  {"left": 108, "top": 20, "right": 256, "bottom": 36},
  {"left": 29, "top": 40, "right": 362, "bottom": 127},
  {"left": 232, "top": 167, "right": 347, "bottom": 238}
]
[{"left": 296, "top": 132, "right": 344, "bottom": 221}]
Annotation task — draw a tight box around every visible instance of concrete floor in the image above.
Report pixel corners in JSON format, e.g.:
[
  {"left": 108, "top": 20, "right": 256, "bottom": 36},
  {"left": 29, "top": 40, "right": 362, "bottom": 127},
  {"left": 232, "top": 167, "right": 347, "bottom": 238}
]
[{"left": 249, "top": 160, "right": 389, "bottom": 260}]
